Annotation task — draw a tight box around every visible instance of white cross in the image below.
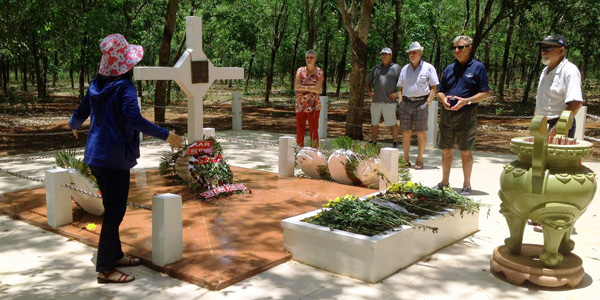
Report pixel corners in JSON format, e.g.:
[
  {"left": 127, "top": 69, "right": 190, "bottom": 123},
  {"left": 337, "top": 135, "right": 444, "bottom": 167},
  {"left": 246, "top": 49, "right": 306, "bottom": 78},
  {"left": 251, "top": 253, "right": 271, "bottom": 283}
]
[{"left": 134, "top": 16, "right": 244, "bottom": 141}]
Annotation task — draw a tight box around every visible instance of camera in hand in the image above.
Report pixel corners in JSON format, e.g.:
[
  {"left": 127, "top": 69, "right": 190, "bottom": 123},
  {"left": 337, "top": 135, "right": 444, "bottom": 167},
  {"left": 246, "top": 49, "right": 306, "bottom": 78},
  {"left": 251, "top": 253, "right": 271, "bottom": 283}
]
[{"left": 448, "top": 97, "right": 458, "bottom": 107}]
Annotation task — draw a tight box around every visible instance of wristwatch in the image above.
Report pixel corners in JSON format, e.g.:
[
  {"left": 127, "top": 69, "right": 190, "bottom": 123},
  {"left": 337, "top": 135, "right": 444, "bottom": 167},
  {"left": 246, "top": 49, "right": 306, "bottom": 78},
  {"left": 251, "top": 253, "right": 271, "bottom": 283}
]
[{"left": 467, "top": 97, "right": 472, "bottom": 105}]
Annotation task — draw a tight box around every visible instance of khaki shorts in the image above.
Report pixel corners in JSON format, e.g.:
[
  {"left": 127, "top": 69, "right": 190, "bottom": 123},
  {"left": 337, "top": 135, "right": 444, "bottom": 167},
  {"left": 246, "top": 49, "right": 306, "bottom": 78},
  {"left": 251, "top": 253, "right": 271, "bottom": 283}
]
[
  {"left": 437, "top": 107, "right": 477, "bottom": 151},
  {"left": 371, "top": 103, "right": 398, "bottom": 126}
]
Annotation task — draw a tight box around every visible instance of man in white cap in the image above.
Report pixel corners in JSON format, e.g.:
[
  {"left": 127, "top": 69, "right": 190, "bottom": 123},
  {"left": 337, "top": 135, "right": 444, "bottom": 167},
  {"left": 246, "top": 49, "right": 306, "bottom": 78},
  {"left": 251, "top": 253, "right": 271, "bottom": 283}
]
[
  {"left": 396, "top": 42, "right": 439, "bottom": 169},
  {"left": 365, "top": 47, "right": 402, "bottom": 147},
  {"left": 534, "top": 34, "right": 583, "bottom": 138}
]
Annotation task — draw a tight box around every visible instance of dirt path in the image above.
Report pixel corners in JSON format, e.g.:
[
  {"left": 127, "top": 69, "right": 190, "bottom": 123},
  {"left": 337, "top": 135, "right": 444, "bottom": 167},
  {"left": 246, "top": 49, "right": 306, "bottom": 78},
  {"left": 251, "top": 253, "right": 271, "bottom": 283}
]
[{"left": 2, "top": 96, "right": 600, "bottom": 159}]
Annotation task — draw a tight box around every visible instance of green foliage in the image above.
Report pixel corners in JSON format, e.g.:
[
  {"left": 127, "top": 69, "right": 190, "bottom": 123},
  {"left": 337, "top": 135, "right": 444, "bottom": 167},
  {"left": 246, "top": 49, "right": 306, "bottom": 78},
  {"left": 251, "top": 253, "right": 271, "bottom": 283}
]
[
  {"left": 1, "top": 0, "right": 599, "bottom": 110},
  {"left": 304, "top": 194, "right": 421, "bottom": 237},
  {"left": 304, "top": 181, "right": 485, "bottom": 236},
  {"left": 54, "top": 149, "right": 97, "bottom": 188}
]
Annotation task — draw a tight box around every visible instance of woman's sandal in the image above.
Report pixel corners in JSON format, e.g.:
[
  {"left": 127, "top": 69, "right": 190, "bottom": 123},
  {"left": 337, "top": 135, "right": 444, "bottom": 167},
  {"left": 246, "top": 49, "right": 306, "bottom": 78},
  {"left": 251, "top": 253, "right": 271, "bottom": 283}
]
[
  {"left": 415, "top": 161, "right": 424, "bottom": 170},
  {"left": 116, "top": 255, "right": 142, "bottom": 267},
  {"left": 97, "top": 269, "right": 135, "bottom": 284}
]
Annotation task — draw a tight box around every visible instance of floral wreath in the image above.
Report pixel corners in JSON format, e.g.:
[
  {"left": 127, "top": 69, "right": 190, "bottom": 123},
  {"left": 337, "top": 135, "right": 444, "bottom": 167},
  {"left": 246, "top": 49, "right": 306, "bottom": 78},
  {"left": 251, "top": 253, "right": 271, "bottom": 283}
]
[{"left": 159, "top": 136, "right": 249, "bottom": 200}]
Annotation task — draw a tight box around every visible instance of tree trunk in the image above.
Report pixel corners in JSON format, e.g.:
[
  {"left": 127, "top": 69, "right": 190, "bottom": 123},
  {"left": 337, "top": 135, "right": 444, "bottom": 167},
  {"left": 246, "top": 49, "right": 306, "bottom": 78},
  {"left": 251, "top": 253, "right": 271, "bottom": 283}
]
[
  {"left": 265, "top": 50, "right": 277, "bottom": 103},
  {"left": 289, "top": 19, "right": 303, "bottom": 91},
  {"left": 264, "top": 0, "right": 288, "bottom": 103},
  {"left": 41, "top": 55, "right": 48, "bottom": 100},
  {"left": 391, "top": 0, "right": 404, "bottom": 63},
  {"left": 322, "top": 27, "right": 331, "bottom": 95},
  {"left": 245, "top": 53, "right": 255, "bottom": 92},
  {"left": 522, "top": 56, "right": 541, "bottom": 103},
  {"left": 338, "top": 0, "right": 374, "bottom": 140},
  {"left": 305, "top": 0, "right": 318, "bottom": 50},
  {"left": 154, "top": 0, "right": 179, "bottom": 123},
  {"left": 0, "top": 57, "right": 6, "bottom": 94},
  {"left": 52, "top": 51, "right": 58, "bottom": 88},
  {"left": 497, "top": 15, "right": 514, "bottom": 99},
  {"left": 69, "top": 56, "right": 74, "bottom": 89},
  {"left": 22, "top": 57, "right": 28, "bottom": 92},
  {"left": 79, "top": 33, "right": 86, "bottom": 99},
  {"left": 335, "top": 31, "right": 349, "bottom": 97}
]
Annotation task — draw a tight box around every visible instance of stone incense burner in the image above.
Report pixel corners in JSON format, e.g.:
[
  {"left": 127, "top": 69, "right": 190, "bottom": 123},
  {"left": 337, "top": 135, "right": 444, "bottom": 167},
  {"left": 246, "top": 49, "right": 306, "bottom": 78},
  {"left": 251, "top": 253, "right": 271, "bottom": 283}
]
[{"left": 492, "top": 111, "right": 596, "bottom": 287}]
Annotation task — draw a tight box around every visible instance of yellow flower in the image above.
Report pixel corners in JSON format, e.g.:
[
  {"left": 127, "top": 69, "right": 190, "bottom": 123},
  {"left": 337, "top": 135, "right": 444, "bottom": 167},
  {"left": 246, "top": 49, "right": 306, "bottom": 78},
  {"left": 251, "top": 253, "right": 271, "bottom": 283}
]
[{"left": 86, "top": 223, "right": 97, "bottom": 230}]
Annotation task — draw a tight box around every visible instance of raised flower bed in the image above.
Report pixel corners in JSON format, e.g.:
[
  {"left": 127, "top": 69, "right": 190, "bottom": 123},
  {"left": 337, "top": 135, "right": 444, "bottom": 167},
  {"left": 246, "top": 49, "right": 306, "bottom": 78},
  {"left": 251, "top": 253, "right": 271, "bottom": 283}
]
[{"left": 281, "top": 182, "right": 481, "bottom": 283}]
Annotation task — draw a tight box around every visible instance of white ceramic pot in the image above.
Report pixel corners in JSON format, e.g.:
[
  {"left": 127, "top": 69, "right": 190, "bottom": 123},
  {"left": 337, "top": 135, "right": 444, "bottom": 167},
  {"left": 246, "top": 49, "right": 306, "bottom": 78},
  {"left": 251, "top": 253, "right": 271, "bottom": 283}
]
[
  {"left": 327, "top": 149, "right": 357, "bottom": 185},
  {"left": 357, "top": 157, "right": 380, "bottom": 188},
  {"left": 296, "top": 147, "right": 328, "bottom": 179},
  {"left": 68, "top": 168, "right": 104, "bottom": 216}
]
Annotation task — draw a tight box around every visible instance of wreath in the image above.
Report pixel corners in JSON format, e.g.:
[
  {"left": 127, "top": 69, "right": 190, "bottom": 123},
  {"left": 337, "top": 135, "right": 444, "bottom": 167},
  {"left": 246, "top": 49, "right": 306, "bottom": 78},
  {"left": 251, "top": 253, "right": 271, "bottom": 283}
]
[{"left": 159, "top": 136, "right": 248, "bottom": 200}]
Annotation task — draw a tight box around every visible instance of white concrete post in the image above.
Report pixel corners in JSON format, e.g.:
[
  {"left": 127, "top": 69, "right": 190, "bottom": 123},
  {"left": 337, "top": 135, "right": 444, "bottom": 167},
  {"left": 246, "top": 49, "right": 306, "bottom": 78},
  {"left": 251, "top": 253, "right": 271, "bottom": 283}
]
[
  {"left": 45, "top": 168, "right": 73, "bottom": 228},
  {"left": 137, "top": 97, "right": 144, "bottom": 142},
  {"left": 279, "top": 136, "right": 296, "bottom": 177},
  {"left": 575, "top": 105, "right": 586, "bottom": 141},
  {"left": 203, "top": 128, "right": 216, "bottom": 139},
  {"left": 379, "top": 148, "right": 399, "bottom": 191},
  {"left": 318, "top": 96, "right": 328, "bottom": 140},
  {"left": 426, "top": 101, "right": 439, "bottom": 149},
  {"left": 232, "top": 92, "right": 242, "bottom": 130},
  {"left": 152, "top": 193, "right": 183, "bottom": 267}
]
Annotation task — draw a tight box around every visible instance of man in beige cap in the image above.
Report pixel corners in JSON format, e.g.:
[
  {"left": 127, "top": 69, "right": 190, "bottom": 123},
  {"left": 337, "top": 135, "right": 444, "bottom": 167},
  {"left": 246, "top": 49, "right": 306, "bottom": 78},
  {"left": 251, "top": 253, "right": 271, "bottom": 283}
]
[{"left": 396, "top": 42, "right": 439, "bottom": 169}]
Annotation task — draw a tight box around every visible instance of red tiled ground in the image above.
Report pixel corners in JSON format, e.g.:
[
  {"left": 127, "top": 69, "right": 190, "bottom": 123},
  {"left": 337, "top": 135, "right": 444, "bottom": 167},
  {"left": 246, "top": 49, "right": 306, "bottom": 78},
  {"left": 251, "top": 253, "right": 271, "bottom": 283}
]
[{"left": 0, "top": 167, "right": 375, "bottom": 290}]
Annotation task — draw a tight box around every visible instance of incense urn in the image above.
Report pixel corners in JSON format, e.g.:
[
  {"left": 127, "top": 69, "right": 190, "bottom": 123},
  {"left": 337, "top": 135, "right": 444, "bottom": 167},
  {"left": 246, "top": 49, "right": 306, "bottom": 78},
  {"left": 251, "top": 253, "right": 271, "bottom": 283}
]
[{"left": 498, "top": 111, "right": 596, "bottom": 267}]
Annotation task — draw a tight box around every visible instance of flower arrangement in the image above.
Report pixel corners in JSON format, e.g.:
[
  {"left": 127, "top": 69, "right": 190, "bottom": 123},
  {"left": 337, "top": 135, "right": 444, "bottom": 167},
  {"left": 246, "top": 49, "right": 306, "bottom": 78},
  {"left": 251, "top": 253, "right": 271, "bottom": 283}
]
[
  {"left": 159, "top": 136, "right": 248, "bottom": 200},
  {"left": 303, "top": 181, "right": 484, "bottom": 236}
]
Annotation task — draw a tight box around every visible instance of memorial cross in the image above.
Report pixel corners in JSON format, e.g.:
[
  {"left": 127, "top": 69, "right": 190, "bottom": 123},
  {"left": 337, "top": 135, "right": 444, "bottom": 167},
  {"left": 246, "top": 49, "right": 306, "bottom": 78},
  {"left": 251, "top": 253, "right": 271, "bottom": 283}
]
[{"left": 134, "top": 16, "right": 244, "bottom": 141}]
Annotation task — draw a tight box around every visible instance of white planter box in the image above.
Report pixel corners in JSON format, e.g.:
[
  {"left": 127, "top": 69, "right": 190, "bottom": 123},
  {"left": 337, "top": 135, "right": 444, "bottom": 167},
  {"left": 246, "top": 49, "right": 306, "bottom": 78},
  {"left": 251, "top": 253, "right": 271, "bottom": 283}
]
[{"left": 282, "top": 198, "right": 479, "bottom": 283}]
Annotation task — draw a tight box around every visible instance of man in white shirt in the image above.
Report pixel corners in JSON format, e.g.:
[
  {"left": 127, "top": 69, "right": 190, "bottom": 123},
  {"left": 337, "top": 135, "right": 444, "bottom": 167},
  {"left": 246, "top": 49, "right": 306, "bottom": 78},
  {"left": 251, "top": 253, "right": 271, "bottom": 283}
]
[
  {"left": 535, "top": 34, "right": 583, "bottom": 138},
  {"left": 396, "top": 42, "right": 439, "bottom": 169}
]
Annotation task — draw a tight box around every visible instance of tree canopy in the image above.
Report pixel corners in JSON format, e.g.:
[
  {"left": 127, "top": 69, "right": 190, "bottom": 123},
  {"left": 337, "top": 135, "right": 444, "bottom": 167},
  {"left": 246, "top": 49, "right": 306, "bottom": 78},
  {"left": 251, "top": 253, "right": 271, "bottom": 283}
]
[{"left": 1, "top": 0, "right": 599, "bottom": 137}]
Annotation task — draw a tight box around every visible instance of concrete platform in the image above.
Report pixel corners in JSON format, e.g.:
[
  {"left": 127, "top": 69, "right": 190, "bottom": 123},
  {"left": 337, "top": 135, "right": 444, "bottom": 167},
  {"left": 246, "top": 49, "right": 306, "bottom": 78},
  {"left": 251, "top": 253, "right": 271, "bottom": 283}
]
[{"left": 1, "top": 130, "right": 600, "bottom": 299}]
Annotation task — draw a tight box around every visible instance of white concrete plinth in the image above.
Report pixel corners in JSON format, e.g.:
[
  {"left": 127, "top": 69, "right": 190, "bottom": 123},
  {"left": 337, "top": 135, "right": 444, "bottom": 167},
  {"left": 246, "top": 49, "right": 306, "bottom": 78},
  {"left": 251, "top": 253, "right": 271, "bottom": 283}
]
[
  {"left": 45, "top": 168, "right": 73, "bottom": 228},
  {"left": 279, "top": 136, "right": 296, "bottom": 177},
  {"left": 152, "top": 193, "right": 183, "bottom": 267},
  {"left": 379, "top": 148, "right": 399, "bottom": 191},
  {"left": 137, "top": 97, "right": 144, "bottom": 141},
  {"left": 426, "top": 101, "right": 439, "bottom": 149},
  {"left": 318, "top": 96, "right": 328, "bottom": 139},
  {"left": 282, "top": 195, "right": 479, "bottom": 283},
  {"left": 575, "top": 105, "right": 586, "bottom": 141},
  {"left": 232, "top": 92, "right": 242, "bottom": 130}
]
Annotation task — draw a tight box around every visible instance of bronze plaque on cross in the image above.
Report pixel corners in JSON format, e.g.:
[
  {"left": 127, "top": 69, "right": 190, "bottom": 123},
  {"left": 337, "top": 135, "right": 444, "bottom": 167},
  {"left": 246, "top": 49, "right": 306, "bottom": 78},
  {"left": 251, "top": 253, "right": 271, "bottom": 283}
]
[{"left": 191, "top": 60, "right": 209, "bottom": 83}]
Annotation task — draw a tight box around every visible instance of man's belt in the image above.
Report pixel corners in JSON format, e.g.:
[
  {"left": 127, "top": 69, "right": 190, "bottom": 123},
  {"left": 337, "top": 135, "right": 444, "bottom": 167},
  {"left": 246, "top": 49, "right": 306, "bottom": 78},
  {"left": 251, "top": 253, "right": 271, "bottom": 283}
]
[{"left": 402, "top": 95, "right": 428, "bottom": 101}]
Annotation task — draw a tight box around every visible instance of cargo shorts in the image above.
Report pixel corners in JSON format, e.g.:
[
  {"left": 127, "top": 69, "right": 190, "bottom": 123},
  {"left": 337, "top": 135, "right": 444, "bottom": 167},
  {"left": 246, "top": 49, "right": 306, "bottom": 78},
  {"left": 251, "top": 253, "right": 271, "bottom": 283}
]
[{"left": 437, "top": 107, "right": 477, "bottom": 151}]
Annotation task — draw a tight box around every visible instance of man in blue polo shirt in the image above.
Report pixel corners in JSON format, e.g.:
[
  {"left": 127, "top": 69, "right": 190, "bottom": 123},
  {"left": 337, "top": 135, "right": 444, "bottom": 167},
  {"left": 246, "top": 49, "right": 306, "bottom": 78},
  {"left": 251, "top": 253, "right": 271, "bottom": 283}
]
[{"left": 434, "top": 35, "right": 490, "bottom": 196}]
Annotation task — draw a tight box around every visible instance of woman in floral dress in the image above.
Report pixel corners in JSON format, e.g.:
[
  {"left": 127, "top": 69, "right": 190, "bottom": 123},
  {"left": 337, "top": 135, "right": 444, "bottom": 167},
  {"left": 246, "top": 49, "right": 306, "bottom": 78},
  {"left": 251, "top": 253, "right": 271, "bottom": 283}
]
[{"left": 295, "top": 49, "right": 324, "bottom": 147}]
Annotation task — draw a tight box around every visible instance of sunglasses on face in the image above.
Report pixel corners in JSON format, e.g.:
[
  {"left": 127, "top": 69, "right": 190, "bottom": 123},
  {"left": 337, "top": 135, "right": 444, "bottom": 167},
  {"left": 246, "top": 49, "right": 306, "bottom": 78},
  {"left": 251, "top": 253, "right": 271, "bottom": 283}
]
[
  {"left": 305, "top": 56, "right": 316, "bottom": 59},
  {"left": 539, "top": 45, "right": 557, "bottom": 52},
  {"left": 452, "top": 45, "right": 470, "bottom": 50}
]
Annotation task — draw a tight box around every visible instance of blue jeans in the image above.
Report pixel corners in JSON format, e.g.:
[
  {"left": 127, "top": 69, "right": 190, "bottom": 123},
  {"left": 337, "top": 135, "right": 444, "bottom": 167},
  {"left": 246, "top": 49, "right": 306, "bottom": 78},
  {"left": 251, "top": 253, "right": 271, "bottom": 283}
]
[{"left": 89, "top": 165, "right": 130, "bottom": 272}]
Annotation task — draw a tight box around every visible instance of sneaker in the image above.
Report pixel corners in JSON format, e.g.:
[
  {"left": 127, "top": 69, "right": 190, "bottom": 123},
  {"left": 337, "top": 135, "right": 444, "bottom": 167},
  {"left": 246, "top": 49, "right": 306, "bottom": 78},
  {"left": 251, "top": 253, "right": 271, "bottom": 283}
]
[
  {"left": 392, "top": 141, "right": 399, "bottom": 148},
  {"left": 432, "top": 182, "right": 449, "bottom": 190},
  {"left": 459, "top": 186, "right": 472, "bottom": 196}
]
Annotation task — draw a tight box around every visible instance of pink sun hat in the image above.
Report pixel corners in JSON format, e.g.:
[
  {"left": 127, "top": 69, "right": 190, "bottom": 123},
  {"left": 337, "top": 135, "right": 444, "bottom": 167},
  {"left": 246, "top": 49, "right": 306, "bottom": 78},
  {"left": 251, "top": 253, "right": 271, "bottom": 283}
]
[{"left": 98, "top": 33, "right": 144, "bottom": 76}]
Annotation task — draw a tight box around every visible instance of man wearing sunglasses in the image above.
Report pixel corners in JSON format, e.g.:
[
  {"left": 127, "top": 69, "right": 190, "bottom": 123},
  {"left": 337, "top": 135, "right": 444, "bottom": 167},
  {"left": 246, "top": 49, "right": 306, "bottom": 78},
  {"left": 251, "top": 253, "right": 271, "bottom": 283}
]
[
  {"left": 534, "top": 34, "right": 583, "bottom": 138},
  {"left": 434, "top": 35, "right": 490, "bottom": 196}
]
